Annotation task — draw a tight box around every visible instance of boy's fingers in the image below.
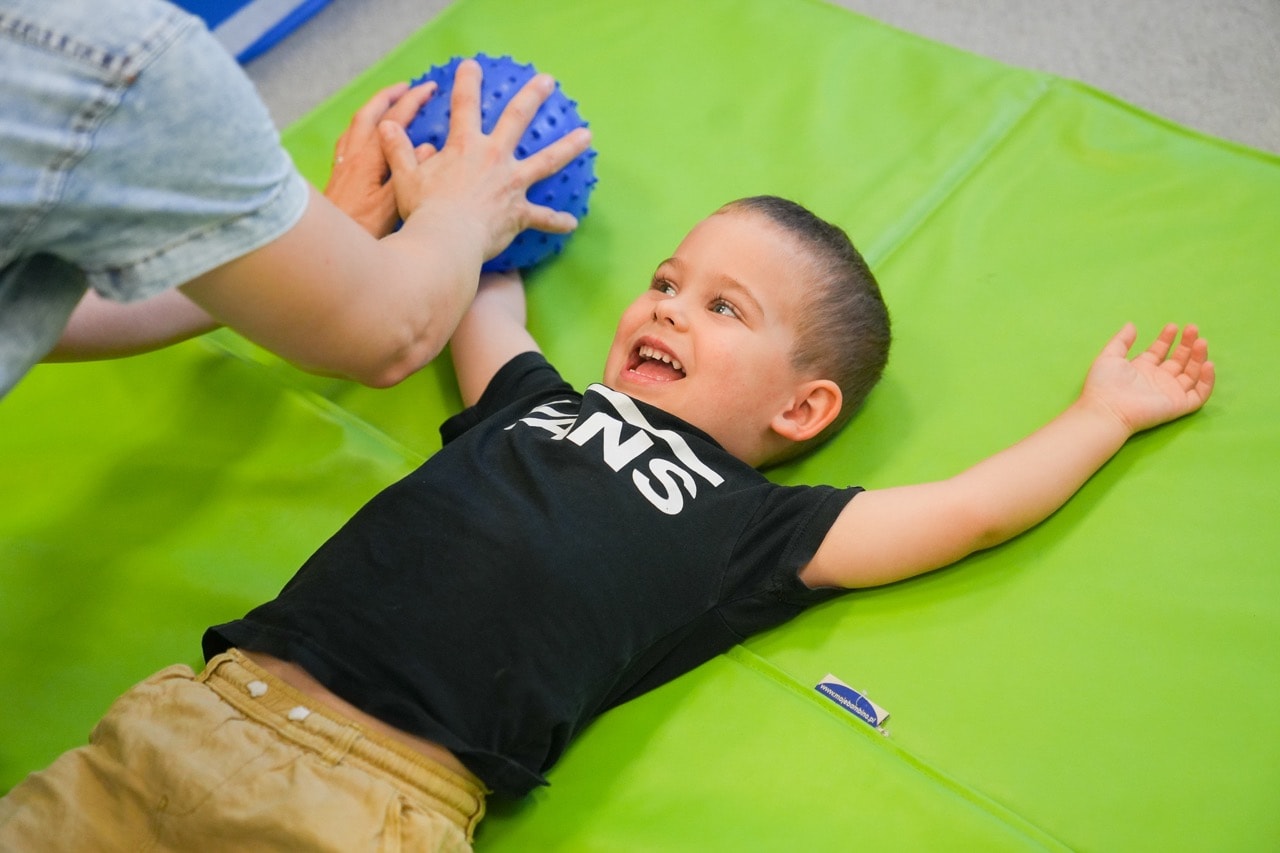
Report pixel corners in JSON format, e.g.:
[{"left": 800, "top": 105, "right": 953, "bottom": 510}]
[
  {"left": 1181, "top": 351, "right": 1215, "bottom": 408},
  {"left": 516, "top": 127, "right": 592, "bottom": 184},
  {"left": 1101, "top": 322, "right": 1137, "bottom": 359},
  {"left": 1163, "top": 325, "right": 1201, "bottom": 372},
  {"left": 1196, "top": 360, "right": 1216, "bottom": 399},
  {"left": 1133, "top": 323, "right": 1176, "bottom": 365},
  {"left": 1181, "top": 339, "right": 1209, "bottom": 382}
]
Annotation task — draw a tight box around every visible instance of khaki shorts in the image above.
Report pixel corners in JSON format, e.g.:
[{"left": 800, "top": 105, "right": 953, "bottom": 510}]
[{"left": 0, "top": 650, "right": 486, "bottom": 851}]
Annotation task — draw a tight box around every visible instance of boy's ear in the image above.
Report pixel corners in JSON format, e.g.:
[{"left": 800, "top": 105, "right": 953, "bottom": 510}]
[{"left": 770, "top": 379, "right": 842, "bottom": 444}]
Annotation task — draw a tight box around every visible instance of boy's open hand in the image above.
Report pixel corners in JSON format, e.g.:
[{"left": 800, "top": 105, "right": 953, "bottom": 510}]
[
  {"left": 1081, "top": 323, "right": 1216, "bottom": 435},
  {"left": 378, "top": 58, "right": 592, "bottom": 262}
]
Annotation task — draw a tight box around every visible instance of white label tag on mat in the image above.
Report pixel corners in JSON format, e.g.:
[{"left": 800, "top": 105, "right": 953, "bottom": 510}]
[{"left": 815, "top": 673, "right": 890, "bottom": 731}]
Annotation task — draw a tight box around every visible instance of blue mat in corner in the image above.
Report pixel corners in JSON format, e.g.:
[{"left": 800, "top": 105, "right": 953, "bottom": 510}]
[{"left": 173, "top": 0, "right": 331, "bottom": 63}]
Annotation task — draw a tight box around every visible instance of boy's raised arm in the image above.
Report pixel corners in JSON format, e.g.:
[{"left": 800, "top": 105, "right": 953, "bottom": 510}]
[
  {"left": 801, "top": 323, "right": 1216, "bottom": 590},
  {"left": 449, "top": 270, "right": 542, "bottom": 407}
]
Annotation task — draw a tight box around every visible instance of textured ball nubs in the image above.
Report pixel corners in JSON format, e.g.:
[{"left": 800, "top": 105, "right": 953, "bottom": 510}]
[{"left": 406, "top": 54, "right": 597, "bottom": 272}]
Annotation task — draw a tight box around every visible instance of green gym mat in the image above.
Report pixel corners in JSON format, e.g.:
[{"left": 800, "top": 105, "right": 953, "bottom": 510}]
[{"left": 4, "top": 0, "right": 1278, "bottom": 848}]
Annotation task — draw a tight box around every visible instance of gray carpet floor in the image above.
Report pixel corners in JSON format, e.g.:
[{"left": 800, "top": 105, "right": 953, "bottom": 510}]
[{"left": 245, "top": 0, "right": 1280, "bottom": 155}]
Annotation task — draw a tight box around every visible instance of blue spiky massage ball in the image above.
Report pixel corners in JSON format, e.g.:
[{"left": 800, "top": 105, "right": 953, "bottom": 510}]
[{"left": 405, "top": 54, "right": 597, "bottom": 272}]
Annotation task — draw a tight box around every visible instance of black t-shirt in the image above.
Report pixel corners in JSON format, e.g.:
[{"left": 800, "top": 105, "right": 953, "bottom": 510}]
[{"left": 206, "top": 353, "right": 860, "bottom": 796}]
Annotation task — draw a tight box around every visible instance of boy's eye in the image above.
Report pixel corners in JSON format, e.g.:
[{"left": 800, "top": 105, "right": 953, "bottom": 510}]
[
  {"left": 652, "top": 278, "right": 676, "bottom": 296},
  {"left": 711, "top": 298, "right": 739, "bottom": 319}
]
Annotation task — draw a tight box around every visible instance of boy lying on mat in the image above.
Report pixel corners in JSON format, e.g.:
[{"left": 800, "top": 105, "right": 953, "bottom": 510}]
[{"left": 0, "top": 196, "right": 1213, "bottom": 850}]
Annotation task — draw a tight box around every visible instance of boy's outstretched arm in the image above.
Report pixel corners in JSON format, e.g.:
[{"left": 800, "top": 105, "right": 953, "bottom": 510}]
[
  {"left": 449, "top": 270, "right": 541, "bottom": 407},
  {"left": 801, "top": 323, "right": 1216, "bottom": 590}
]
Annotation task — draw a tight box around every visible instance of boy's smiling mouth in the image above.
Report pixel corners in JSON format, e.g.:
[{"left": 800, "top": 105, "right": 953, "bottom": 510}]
[{"left": 627, "top": 341, "right": 686, "bottom": 381}]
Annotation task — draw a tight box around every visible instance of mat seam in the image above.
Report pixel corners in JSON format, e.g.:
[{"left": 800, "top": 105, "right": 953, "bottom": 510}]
[
  {"left": 198, "top": 333, "right": 429, "bottom": 467},
  {"left": 864, "top": 75, "right": 1053, "bottom": 271},
  {"left": 725, "top": 645, "right": 1072, "bottom": 851}
]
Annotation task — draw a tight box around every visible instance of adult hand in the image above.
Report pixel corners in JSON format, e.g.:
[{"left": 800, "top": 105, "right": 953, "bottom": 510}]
[
  {"left": 378, "top": 58, "right": 593, "bottom": 262},
  {"left": 324, "top": 81, "right": 437, "bottom": 237}
]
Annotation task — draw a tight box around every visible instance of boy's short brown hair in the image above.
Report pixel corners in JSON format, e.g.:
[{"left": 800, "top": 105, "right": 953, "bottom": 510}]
[{"left": 721, "top": 196, "right": 891, "bottom": 461}]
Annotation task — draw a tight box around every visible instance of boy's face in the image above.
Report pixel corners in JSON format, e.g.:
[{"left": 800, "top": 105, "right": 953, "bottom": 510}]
[{"left": 603, "top": 208, "right": 816, "bottom": 465}]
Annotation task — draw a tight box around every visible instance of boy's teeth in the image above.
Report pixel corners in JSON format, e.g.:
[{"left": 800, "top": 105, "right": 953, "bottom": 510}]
[{"left": 639, "top": 345, "right": 683, "bottom": 372}]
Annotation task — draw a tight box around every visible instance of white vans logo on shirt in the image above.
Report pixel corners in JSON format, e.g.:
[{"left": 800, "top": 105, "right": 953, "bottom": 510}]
[{"left": 509, "top": 386, "right": 724, "bottom": 515}]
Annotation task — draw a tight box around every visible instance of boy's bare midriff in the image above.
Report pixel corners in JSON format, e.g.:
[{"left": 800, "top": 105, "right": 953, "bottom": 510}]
[{"left": 241, "top": 649, "right": 482, "bottom": 787}]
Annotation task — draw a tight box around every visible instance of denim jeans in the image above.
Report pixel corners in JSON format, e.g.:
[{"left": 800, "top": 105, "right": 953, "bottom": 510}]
[{"left": 0, "top": 0, "right": 308, "bottom": 397}]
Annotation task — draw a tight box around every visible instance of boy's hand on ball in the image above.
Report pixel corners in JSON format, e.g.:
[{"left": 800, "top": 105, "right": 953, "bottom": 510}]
[
  {"left": 324, "top": 80, "right": 436, "bottom": 237},
  {"left": 379, "top": 58, "right": 592, "bottom": 263}
]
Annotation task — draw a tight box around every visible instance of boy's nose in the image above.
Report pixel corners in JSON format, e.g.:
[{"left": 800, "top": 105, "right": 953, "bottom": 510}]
[{"left": 653, "top": 298, "right": 689, "bottom": 330}]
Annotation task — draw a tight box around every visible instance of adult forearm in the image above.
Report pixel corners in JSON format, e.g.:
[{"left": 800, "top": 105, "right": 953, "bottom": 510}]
[
  {"left": 359, "top": 206, "right": 490, "bottom": 386},
  {"left": 180, "top": 189, "right": 486, "bottom": 387},
  {"left": 46, "top": 290, "right": 219, "bottom": 362}
]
